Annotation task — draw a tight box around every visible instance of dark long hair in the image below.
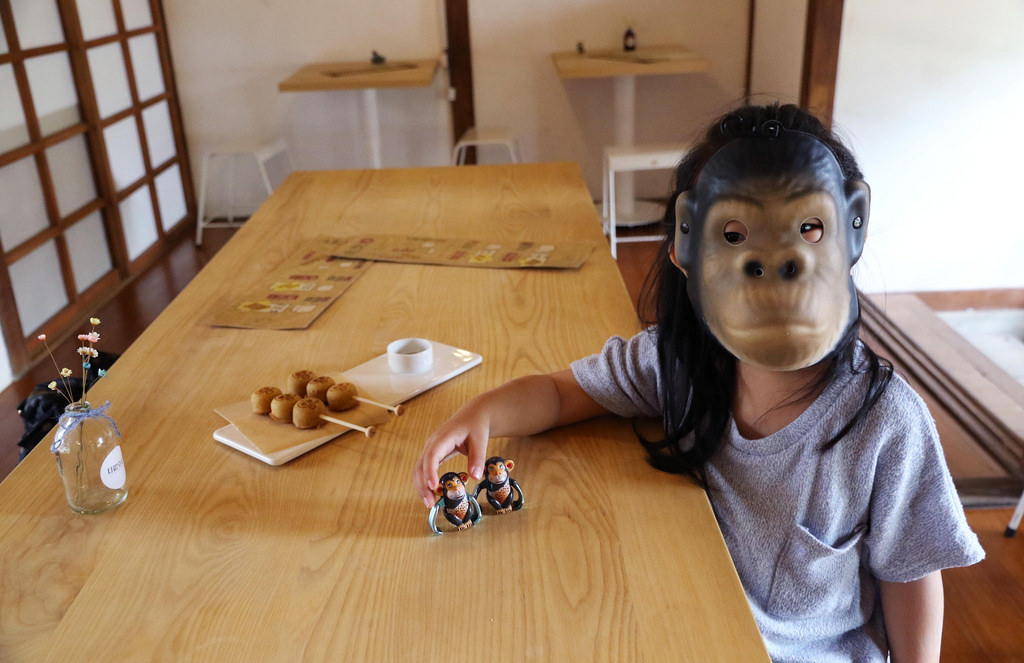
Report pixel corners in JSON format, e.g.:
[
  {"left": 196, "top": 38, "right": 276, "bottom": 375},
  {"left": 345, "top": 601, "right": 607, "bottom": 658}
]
[{"left": 635, "top": 103, "right": 893, "bottom": 486}]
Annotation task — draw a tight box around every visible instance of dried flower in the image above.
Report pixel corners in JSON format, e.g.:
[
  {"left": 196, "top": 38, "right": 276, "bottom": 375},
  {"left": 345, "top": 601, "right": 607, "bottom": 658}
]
[{"left": 37, "top": 314, "right": 107, "bottom": 406}]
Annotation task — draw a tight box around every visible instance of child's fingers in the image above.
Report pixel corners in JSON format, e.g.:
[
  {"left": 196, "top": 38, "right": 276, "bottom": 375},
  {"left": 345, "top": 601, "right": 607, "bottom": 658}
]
[
  {"left": 414, "top": 429, "right": 465, "bottom": 506},
  {"left": 466, "top": 428, "right": 489, "bottom": 481}
]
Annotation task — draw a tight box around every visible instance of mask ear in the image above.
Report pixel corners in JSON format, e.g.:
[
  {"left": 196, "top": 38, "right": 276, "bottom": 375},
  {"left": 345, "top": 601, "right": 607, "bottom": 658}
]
[
  {"left": 458, "top": 472, "right": 468, "bottom": 484},
  {"left": 673, "top": 192, "right": 696, "bottom": 270},
  {"left": 505, "top": 460, "right": 514, "bottom": 471},
  {"left": 845, "top": 179, "right": 870, "bottom": 264}
]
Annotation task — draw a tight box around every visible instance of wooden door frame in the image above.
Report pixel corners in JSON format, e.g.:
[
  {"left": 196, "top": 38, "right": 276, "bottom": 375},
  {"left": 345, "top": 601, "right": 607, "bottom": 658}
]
[{"left": 800, "top": 0, "right": 844, "bottom": 128}]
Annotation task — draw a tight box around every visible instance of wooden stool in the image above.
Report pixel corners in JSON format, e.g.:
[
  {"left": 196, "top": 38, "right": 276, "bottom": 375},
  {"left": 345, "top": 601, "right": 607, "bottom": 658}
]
[
  {"left": 195, "top": 140, "right": 292, "bottom": 245},
  {"left": 452, "top": 127, "right": 521, "bottom": 165},
  {"left": 602, "top": 143, "right": 687, "bottom": 259}
]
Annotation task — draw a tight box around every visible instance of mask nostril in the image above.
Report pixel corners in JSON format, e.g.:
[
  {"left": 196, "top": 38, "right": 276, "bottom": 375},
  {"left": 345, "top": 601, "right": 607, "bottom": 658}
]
[
  {"left": 744, "top": 260, "right": 765, "bottom": 278},
  {"left": 780, "top": 260, "right": 799, "bottom": 280}
]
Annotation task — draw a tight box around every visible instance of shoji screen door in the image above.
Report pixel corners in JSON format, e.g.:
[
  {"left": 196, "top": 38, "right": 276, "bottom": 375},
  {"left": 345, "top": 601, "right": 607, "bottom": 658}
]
[{"left": 0, "top": 0, "right": 193, "bottom": 374}]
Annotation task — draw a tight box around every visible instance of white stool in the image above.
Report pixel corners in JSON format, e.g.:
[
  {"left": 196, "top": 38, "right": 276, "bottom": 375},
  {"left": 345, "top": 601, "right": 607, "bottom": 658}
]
[
  {"left": 195, "top": 140, "right": 292, "bottom": 245},
  {"left": 602, "top": 143, "right": 687, "bottom": 259},
  {"left": 452, "top": 127, "right": 521, "bottom": 165}
]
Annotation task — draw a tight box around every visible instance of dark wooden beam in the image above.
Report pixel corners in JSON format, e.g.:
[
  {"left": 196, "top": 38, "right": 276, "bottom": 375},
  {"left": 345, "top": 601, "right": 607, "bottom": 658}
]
[
  {"left": 800, "top": 0, "right": 845, "bottom": 128},
  {"left": 443, "top": 0, "right": 475, "bottom": 164},
  {"left": 744, "top": 0, "right": 755, "bottom": 98}
]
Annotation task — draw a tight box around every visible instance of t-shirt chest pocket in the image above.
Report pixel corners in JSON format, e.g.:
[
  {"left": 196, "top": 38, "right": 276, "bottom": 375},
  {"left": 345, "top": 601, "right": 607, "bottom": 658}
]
[{"left": 767, "top": 522, "right": 866, "bottom": 619}]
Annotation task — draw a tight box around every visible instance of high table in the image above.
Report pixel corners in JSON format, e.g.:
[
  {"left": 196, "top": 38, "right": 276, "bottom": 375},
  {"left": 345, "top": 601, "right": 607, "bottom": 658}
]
[
  {"left": 552, "top": 44, "right": 710, "bottom": 225},
  {"left": 0, "top": 163, "right": 768, "bottom": 661},
  {"left": 279, "top": 58, "right": 440, "bottom": 168}
]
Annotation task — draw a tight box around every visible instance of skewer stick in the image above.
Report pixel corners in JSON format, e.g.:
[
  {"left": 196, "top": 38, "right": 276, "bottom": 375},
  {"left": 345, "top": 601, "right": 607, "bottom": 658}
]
[
  {"left": 320, "top": 414, "right": 377, "bottom": 438},
  {"left": 354, "top": 396, "right": 405, "bottom": 416}
]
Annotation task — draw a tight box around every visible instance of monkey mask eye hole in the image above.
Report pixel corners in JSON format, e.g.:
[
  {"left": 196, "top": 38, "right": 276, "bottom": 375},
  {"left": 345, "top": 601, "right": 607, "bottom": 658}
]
[
  {"left": 723, "top": 220, "right": 748, "bottom": 245},
  {"left": 800, "top": 218, "right": 824, "bottom": 244}
]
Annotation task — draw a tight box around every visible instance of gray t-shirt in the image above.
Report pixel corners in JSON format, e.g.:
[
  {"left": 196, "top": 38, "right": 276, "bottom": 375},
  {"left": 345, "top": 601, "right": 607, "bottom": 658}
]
[{"left": 571, "top": 328, "right": 985, "bottom": 662}]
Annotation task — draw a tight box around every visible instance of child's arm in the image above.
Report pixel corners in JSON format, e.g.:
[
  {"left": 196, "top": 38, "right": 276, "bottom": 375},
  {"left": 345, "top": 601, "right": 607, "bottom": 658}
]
[
  {"left": 412, "top": 368, "right": 608, "bottom": 506},
  {"left": 879, "top": 571, "right": 944, "bottom": 662}
]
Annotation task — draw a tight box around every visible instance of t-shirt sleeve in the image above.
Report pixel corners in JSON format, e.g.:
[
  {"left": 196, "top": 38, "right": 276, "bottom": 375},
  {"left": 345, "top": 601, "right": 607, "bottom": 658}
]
[
  {"left": 863, "top": 380, "right": 985, "bottom": 583},
  {"left": 570, "top": 329, "right": 662, "bottom": 419}
]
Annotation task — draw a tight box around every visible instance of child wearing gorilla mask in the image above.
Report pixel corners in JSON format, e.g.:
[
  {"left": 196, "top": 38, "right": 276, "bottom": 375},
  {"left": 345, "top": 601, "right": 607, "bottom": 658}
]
[{"left": 412, "top": 103, "right": 983, "bottom": 662}]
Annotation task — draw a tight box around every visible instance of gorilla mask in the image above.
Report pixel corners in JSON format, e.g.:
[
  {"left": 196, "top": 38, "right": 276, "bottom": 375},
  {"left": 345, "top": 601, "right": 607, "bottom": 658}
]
[{"left": 673, "top": 122, "right": 870, "bottom": 371}]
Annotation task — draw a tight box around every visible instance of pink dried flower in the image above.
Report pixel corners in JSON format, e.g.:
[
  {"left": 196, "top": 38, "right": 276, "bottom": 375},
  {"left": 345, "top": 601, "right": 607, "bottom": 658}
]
[{"left": 37, "top": 334, "right": 47, "bottom": 341}]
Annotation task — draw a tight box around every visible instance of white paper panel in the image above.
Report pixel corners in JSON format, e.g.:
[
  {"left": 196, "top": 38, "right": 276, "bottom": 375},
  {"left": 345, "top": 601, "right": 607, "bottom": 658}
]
[
  {"left": 118, "top": 185, "right": 157, "bottom": 260},
  {"left": 76, "top": 0, "right": 118, "bottom": 41},
  {"left": 10, "top": 240, "right": 68, "bottom": 336},
  {"left": 129, "top": 34, "right": 165, "bottom": 101},
  {"left": 0, "top": 18, "right": 8, "bottom": 54},
  {"left": 155, "top": 164, "right": 186, "bottom": 230},
  {"left": 65, "top": 211, "right": 112, "bottom": 292},
  {"left": 0, "top": 65, "right": 29, "bottom": 153},
  {"left": 47, "top": 135, "right": 97, "bottom": 217},
  {"left": 103, "top": 116, "right": 145, "bottom": 190},
  {"left": 24, "top": 53, "right": 81, "bottom": 135},
  {"left": 87, "top": 43, "right": 132, "bottom": 119},
  {"left": 10, "top": 0, "right": 64, "bottom": 50},
  {"left": 0, "top": 156, "right": 49, "bottom": 250},
  {"left": 121, "top": 0, "right": 154, "bottom": 30},
  {"left": 141, "top": 101, "right": 175, "bottom": 167}
]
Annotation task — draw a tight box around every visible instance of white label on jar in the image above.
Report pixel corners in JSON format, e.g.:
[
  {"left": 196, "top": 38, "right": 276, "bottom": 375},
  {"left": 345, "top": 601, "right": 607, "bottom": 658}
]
[{"left": 100, "top": 446, "right": 126, "bottom": 489}]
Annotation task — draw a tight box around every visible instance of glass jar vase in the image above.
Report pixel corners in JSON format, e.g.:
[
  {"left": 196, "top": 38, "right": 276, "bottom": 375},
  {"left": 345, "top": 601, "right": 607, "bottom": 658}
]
[{"left": 52, "top": 401, "right": 128, "bottom": 514}]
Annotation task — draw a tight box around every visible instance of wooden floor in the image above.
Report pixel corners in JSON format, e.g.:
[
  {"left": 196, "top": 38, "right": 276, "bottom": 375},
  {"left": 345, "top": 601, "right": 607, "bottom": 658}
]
[{"left": 1, "top": 226, "right": 1021, "bottom": 660}]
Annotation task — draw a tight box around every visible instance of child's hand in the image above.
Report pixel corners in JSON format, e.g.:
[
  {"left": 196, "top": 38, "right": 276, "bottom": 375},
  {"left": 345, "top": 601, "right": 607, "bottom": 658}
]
[
  {"left": 411, "top": 371, "right": 602, "bottom": 508},
  {"left": 413, "top": 402, "right": 491, "bottom": 508}
]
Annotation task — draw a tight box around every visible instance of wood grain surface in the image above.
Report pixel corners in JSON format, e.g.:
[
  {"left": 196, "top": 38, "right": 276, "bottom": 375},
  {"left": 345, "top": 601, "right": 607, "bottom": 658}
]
[
  {"left": 551, "top": 44, "right": 710, "bottom": 80},
  {"left": 278, "top": 59, "right": 439, "bottom": 92},
  {"left": 0, "top": 164, "right": 768, "bottom": 662}
]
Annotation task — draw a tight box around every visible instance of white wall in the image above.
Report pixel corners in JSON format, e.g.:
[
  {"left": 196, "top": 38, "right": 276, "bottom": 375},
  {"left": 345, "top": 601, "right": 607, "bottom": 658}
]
[
  {"left": 163, "top": 0, "right": 453, "bottom": 216},
  {"left": 468, "top": 1, "right": 749, "bottom": 199},
  {"left": 834, "top": 0, "right": 1024, "bottom": 294},
  {"left": 748, "top": 0, "right": 807, "bottom": 103}
]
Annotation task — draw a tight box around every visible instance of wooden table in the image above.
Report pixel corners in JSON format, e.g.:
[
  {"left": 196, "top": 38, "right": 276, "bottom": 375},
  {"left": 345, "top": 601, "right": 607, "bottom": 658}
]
[
  {"left": 279, "top": 58, "right": 440, "bottom": 168},
  {"left": 0, "top": 163, "right": 768, "bottom": 662},
  {"left": 552, "top": 44, "right": 710, "bottom": 225}
]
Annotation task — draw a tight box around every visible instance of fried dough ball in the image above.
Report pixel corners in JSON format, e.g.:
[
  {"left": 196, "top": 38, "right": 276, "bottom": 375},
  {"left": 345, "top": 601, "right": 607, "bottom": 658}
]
[
  {"left": 327, "top": 382, "right": 359, "bottom": 411},
  {"left": 293, "top": 397, "right": 325, "bottom": 430},
  {"left": 287, "top": 369, "right": 316, "bottom": 397},
  {"left": 251, "top": 386, "right": 282, "bottom": 414},
  {"left": 269, "top": 393, "right": 301, "bottom": 423},
  {"left": 306, "top": 375, "right": 335, "bottom": 403}
]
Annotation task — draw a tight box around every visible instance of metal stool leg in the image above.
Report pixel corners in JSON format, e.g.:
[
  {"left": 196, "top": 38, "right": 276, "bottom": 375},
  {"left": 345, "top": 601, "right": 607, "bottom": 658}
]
[
  {"left": 1006, "top": 488, "right": 1024, "bottom": 537},
  {"left": 195, "top": 152, "right": 212, "bottom": 246}
]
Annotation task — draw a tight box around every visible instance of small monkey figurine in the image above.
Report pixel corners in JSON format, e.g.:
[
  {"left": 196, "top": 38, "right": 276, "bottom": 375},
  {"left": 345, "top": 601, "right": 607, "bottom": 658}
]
[
  {"left": 429, "top": 471, "right": 482, "bottom": 535},
  {"left": 473, "top": 456, "right": 524, "bottom": 514}
]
